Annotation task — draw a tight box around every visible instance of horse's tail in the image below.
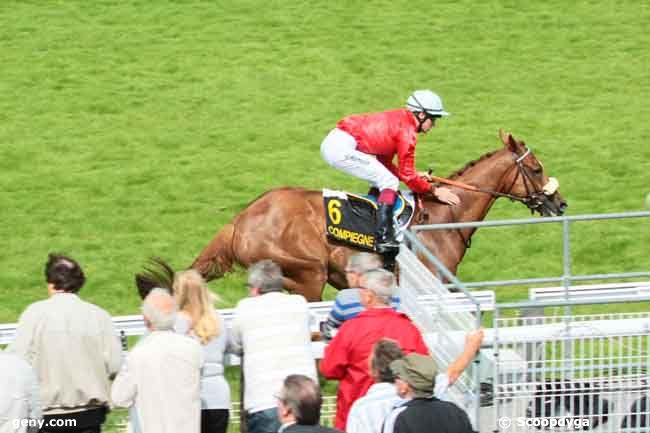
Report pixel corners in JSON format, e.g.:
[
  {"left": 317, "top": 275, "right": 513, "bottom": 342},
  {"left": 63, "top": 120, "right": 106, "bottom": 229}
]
[
  {"left": 134, "top": 257, "right": 175, "bottom": 299},
  {"left": 191, "top": 223, "right": 236, "bottom": 281}
]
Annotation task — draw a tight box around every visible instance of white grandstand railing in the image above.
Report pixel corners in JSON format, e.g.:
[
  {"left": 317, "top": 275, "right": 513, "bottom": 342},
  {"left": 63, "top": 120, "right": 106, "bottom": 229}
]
[
  {"left": 403, "top": 211, "right": 650, "bottom": 433},
  {"left": 0, "top": 290, "right": 495, "bottom": 348},
  {"left": 529, "top": 281, "right": 650, "bottom": 302}
]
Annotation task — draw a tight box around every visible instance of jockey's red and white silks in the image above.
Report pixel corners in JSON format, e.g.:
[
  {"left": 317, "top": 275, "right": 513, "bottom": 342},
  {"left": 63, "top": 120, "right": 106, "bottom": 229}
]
[
  {"left": 321, "top": 128, "right": 400, "bottom": 192},
  {"left": 322, "top": 109, "right": 431, "bottom": 194}
]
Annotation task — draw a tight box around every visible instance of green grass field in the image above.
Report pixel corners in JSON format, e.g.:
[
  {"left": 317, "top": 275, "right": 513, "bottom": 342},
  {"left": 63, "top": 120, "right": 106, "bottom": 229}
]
[
  {"left": 1, "top": 2, "right": 649, "bottom": 431},
  {"left": 2, "top": 1, "right": 648, "bottom": 321}
]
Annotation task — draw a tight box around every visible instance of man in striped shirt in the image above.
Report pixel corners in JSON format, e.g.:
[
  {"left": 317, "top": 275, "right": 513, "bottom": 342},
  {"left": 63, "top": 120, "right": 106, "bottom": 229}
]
[{"left": 321, "top": 253, "right": 399, "bottom": 342}]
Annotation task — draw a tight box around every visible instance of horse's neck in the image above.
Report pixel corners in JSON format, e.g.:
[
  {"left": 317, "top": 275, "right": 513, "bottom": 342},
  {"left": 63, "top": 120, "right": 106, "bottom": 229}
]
[
  {"left": 414, "top": 149, "right": 514, "bottom": 275},
  {"left": 450, "top": 149, "right": 514, "bottom": 223}
]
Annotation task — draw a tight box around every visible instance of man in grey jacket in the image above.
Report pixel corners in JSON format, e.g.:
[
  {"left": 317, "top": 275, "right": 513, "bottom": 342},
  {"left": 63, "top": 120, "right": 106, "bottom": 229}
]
[
  {"left": 8, "top": 253, "right": 122, "bottom": 433},
  {"left": 112, "top": 289, "right": 204, "bottom": 433}
]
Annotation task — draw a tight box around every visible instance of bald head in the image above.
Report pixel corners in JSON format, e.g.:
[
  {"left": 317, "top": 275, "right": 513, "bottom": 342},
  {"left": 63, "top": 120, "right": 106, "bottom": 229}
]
[{"left": 143, "top": 288, "right": 177, "bottom": 331}]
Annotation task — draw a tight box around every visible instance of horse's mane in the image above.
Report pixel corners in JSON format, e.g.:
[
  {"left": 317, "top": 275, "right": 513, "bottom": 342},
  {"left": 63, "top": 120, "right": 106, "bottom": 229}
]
[{"left": 448, "top": 150, "right": 499, "bottom": 179}]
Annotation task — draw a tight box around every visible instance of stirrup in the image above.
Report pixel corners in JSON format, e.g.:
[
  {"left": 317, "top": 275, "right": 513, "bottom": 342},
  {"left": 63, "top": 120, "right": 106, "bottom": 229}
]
[{"left": 376, "top": 238, "right": 400, "bottom": 253}]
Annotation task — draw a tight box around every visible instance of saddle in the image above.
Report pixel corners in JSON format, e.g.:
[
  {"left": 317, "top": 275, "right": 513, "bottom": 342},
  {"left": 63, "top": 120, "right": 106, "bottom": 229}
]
[{"left": 322, "top": 189, "right": 415, "bottom": 252}]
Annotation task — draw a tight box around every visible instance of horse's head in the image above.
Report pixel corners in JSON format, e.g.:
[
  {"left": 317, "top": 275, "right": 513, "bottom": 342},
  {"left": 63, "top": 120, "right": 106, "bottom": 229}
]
[{"left": 499, "top": 130, "right": 568, "bottom": 217}]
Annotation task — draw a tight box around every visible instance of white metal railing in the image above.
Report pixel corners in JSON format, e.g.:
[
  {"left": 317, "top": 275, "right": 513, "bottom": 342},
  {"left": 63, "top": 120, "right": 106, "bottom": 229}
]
[
  {"left": 403, "top": 211, "right": 650, "bottom": 433},
  {"left": 492, "top": 311, "right": 650, "bottom": 432},
  {"left": 0, "top": 294, "right": 495, "bottom": 349},
  {"left": 396, "top": 246, "right": 482, "bottom": 429},
  {"left": 529, "top": 281, "right": 650, "bottom": 303}
]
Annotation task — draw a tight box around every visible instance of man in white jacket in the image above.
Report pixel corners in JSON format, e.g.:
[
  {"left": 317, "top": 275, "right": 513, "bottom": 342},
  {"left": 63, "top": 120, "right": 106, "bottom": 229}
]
[
  {"left": 112, "top": 289, "right": 204, "bottom": 433},
  {"left": 230, "top": 260, "right": 317, "bottom": 433}
]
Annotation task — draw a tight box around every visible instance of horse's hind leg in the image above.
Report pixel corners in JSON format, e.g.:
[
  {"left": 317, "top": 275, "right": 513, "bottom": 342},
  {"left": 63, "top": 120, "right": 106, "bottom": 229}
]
[{"left": 283, "top": 267, "right": 327, "bottom": 302}]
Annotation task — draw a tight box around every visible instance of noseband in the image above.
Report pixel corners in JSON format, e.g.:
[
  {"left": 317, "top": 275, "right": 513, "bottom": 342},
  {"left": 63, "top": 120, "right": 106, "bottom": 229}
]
[{"left": 503, "top": 147, "right": 559, "bottom": 213}]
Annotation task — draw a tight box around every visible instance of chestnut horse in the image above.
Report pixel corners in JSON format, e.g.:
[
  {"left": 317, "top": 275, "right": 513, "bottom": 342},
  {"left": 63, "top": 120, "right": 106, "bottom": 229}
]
[{"left": 188, "top": 131, "right": 566, "bottom": 301}]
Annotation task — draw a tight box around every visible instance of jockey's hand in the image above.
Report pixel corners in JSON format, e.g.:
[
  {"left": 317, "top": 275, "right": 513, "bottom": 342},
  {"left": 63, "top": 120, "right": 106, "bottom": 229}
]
[
  {"left": 418, "top": 171, "right": 433, "bottom": 182},
  {"left": 433, "top": 186, "right": 461, "bottom": 205}
]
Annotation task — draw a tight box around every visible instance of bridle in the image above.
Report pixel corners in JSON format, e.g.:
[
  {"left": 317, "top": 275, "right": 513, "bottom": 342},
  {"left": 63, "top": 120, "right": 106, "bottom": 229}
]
[
  {"left": 426, "top": 146, "right": 559, "bottom": 214},
  {"left": 415, "top": 146, "right": 560, "bottom": 249},
  {"left": 501, "top": 147, "right": 559, "bottom": 214}
]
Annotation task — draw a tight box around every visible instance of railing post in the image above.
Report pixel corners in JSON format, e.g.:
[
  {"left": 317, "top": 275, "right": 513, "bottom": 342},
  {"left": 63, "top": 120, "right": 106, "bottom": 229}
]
[{"left": 562, "top": 218, "right": 573, "bottom": 379}]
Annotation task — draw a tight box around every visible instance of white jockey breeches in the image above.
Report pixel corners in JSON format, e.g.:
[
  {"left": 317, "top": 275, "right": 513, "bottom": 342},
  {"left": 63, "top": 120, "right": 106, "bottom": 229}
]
[{"left": 320, "top": 128, "right": 399, "bottom": 191}]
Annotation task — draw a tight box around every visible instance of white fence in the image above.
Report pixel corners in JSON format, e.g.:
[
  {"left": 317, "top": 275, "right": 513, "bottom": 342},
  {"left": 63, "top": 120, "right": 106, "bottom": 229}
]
[
  {"left": 492, "top": 311, "right": 650, "bottom": 432},
  {"left": 399, "top": 211, "right": 650, "bottom": 433}
]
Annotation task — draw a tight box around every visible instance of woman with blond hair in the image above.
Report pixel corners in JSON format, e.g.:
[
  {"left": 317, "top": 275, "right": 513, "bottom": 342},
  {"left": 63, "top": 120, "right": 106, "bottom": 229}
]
[{"left": 173, "top": 269, "right": 231, "bottom": 433}]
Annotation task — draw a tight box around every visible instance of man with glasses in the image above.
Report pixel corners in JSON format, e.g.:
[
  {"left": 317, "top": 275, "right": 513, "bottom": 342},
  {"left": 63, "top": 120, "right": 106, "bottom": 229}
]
[
  {"left": 319, "top": 269, "right": 428, "bottom": 430},
  {"left": 320, "top": 90, "right": 461, "bottom": 252},
  {"left": 275, "top": 375, "right": 342, "bottom": 433},
  {"left": 320, "top": 253, "right": 399, "bottom": 342}
]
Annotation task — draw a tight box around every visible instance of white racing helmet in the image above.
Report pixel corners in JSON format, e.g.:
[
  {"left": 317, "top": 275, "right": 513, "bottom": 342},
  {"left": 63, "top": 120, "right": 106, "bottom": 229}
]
[{"left": 406, "top": 90, "right": 449, "bottom": 117}]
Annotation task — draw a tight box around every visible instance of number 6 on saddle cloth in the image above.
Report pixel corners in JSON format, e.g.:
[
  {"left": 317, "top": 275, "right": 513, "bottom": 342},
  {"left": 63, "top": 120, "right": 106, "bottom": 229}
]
[{"left": 323, "top": 189, "right": 415, "bottom": 252}]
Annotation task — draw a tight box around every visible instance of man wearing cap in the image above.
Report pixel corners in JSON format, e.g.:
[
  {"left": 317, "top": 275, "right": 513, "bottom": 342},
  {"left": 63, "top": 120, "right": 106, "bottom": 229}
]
[
  {"left": 319, "top": 269, "right": 428, "bottom": 430},
  {"left": 346, "top": 329, "right": 483, "bottom": 433},
  {"left": 382, "top": 354, "right": 475, "bottom": 433},
  {"left": 320, "top": 253, "right": 400, "bottom": 342}
]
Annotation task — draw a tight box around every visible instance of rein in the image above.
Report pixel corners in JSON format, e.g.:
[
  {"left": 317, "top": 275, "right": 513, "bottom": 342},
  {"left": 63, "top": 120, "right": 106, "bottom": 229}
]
[
  {"left": 427, "top": 147, "right": 547, "bottom": 208},
  {"left": 428, "top": 174, "right": 524, "bottom": 202}
]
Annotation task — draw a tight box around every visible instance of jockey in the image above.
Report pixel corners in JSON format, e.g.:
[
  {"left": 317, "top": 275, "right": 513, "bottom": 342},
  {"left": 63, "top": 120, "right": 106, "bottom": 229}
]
[{"left": 320, "top": 90, "right": 461, "bottom": 253}]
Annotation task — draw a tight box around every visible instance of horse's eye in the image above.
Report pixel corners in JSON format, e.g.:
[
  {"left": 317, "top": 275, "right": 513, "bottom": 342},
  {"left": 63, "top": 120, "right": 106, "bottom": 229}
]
[{"left": 533, "top": 166, "right": 543, "bottom": 175}]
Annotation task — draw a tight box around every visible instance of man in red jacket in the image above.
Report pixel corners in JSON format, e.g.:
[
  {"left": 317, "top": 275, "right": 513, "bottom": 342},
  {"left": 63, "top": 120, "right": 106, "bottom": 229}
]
[
  {"left": 318, "top": 269, "right": 429, "bottom": 430},
  {"left": 320, "top": 90, "right": 461, "bottom": 252}
]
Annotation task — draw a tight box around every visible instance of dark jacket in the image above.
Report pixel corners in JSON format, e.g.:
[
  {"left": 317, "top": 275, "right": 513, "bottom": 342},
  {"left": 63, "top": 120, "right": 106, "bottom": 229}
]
[
  {"left": 282, "top": 423, "right": 343, "bottom": 433},
  {"left": 385, "top": 397, "right": 475, "bottom": 433}
]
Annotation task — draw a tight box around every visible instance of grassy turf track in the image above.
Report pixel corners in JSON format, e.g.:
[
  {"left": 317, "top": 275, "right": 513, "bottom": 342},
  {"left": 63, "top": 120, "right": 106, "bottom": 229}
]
[
  {"left": 2, "top": 2, "right": 650, "bottom": 431},
  {"left": 2, "top": 1, "right": 649, "bottom": 321}
]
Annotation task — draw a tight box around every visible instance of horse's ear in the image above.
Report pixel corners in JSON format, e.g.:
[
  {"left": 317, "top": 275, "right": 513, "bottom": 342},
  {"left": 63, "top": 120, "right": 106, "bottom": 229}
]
[
  {"left": 499, "top": 129, "right": 518, "bottom": 152},
  {"left": 499, "top": 129, "right": 511, "bottom": 146}
]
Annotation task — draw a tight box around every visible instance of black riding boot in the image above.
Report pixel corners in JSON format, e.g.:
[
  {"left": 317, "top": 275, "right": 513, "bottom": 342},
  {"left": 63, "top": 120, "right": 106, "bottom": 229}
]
[
  {"left": 375, "top": 203, "right": 399, "bottom": 253},
  {"left": 367, "top": 186, "right": 380, "bottom": 198}
]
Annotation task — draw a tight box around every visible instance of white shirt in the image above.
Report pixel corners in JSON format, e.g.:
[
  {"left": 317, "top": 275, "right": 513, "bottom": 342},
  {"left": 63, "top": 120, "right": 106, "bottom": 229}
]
[
  {"left": 230, "top": 292, "right": 317, "bottom": 413},
  {"left": 346, "top": 383, "right": 402, "bottom": 433},
  {"left": 0, "top": 352, "right": 41, "bottom": 433},
  {"left": 346, "top": 374, "right": 451, "bottom": 433},
  {"left": 111, "top": 331, "right": 204, "bottom": 433}
]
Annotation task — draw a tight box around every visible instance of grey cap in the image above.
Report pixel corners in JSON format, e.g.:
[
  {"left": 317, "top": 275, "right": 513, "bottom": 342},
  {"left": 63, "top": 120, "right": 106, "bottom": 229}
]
[{"left": 390, "top": 353, "right": 437, "bottom": 398}]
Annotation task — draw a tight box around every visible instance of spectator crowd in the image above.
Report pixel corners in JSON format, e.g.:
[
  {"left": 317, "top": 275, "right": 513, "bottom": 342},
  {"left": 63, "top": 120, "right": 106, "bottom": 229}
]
[{"left": 0, "top": 253, "right": 482, "bottom": 433}]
